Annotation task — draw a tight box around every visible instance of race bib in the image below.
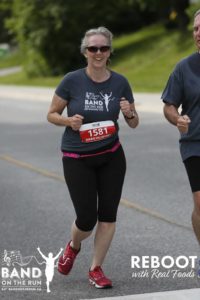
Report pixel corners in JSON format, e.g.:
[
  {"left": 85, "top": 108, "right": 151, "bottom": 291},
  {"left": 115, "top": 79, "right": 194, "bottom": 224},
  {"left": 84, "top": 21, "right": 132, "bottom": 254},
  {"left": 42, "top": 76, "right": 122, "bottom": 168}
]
[{"left": 79, "top": 121, "right": 116, "bottom": 143}]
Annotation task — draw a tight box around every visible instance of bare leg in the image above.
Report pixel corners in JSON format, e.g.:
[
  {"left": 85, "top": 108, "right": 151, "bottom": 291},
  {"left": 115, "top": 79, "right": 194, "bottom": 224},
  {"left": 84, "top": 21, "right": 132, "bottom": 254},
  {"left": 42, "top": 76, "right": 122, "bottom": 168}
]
[
  {"left": 70, "top": 221, "right": 93, "bottom": 250},
  {"left": 90, "top": 222, "right": 115, "bottom": 270},
  {"left": 192, "top": 191, "right": 200, "bottom": 243}
]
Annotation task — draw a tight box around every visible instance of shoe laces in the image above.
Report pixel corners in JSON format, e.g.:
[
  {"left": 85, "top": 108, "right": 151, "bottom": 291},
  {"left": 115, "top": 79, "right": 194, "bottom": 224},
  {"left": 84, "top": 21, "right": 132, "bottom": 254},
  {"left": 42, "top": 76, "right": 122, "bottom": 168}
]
[
  {"left": 92, "top": 266, "right": 105, "bottom": 280},
  {"left": 63, "top": 246, "right": 76, "bottom": 261}
]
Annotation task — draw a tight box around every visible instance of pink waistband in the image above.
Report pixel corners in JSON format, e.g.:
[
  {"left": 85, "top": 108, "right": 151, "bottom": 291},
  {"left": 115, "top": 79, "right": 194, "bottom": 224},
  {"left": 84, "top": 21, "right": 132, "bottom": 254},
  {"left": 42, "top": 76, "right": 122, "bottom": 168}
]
[{"left": 63, "top": 141, "right": 121, "bottom": 159}]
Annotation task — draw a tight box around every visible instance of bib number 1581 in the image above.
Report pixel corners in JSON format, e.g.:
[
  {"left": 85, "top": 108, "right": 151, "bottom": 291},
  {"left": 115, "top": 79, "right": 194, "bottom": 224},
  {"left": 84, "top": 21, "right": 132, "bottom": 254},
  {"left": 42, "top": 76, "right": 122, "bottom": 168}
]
[
  {"left": 79, "top": 120, "right": 116, "bottom": 143},
  {"left": 88, "top": 127, "right": 108, "bottom": 137}
]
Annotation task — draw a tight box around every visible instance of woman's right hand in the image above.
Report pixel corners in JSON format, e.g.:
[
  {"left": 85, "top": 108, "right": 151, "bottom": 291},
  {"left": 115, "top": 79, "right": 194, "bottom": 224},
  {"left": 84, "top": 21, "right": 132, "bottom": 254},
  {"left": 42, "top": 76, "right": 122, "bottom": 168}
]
[{"left": 69, "top": 114, "right": 84, "bottom": 131}]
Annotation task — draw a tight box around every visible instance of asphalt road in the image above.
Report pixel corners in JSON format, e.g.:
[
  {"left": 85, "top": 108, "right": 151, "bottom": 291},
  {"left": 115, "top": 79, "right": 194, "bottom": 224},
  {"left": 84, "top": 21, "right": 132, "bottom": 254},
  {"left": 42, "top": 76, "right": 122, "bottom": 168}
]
[{"left": 0, "top": 86, "right": 199, "bottom": 300}]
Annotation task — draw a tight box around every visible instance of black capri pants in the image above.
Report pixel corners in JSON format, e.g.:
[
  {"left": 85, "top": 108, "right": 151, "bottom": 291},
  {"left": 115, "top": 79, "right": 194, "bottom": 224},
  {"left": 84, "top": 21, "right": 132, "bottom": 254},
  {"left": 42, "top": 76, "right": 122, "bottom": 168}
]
[
  {"left": 184, "top": 156, "right": 200, "bottom": 193},
  {"left": 62, "top": 145, "right": 126, "bottom": 231}
]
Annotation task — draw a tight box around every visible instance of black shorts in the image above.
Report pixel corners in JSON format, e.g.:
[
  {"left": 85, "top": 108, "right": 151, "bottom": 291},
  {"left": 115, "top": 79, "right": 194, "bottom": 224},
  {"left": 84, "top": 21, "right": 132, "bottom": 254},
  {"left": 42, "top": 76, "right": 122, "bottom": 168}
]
[
  {"left": 184, "top": 156, "right": 200, "bottom": 193},
  {"left": 62, "top": 145, "right": 126, "bottom": 231}
]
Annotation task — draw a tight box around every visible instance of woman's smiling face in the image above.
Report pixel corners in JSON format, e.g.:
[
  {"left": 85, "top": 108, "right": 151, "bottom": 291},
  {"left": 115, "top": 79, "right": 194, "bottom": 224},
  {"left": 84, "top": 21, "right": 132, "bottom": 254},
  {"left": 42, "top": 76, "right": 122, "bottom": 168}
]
[{"left": 85, "top": 34, "right": 111, "bottom": 69}]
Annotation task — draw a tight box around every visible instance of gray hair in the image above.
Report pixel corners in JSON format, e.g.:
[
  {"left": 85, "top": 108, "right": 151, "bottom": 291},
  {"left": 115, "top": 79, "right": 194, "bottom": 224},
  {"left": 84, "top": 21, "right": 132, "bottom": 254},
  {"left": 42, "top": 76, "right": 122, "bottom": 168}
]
[
  {"left": 194, "top": 9, "right": 200, "bottom": 18},
  {"left": 80, "top": 26, "right": 113, "bottom": 54}
]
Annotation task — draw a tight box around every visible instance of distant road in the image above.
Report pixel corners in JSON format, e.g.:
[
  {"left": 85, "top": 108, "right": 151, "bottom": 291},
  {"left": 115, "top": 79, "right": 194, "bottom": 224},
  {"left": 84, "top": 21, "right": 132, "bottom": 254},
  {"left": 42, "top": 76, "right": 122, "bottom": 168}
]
[
  {"left": 0, "top": 84, "right": 162, "bottom": 113},
  {"left": 0, "top": 66, "right": 22, "bottom": 77}
]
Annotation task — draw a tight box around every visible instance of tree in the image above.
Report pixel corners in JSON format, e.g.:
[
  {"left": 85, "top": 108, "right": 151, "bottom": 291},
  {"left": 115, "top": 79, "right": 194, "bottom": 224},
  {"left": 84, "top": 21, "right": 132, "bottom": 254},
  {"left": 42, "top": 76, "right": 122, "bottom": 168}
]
[
  {"left": 157, "top": 0, "right": 190, "bottom": 31},
  {"left": 0, "top": 0, "right": 14, "bottom": 43},
  {"left": 171, "top": 0, "right": 190, "bottom": 31},
  {"left": 5, "top": 0, "right": 190, "bottom": 76}
]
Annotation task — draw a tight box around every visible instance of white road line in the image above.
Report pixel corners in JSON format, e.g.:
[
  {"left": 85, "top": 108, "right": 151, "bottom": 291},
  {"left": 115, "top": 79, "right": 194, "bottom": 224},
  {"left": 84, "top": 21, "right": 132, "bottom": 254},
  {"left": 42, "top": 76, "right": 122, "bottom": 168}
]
[{"left": 80, "top": 288, "right": 200, "bottom": 300}]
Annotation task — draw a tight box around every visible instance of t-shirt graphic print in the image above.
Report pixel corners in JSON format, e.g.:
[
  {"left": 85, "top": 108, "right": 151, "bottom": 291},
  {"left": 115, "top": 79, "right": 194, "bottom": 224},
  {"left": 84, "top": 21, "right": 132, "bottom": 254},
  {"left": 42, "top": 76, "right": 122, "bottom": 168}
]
[{"left": 84, "top": 91, "right": 115, "bottom": 112}]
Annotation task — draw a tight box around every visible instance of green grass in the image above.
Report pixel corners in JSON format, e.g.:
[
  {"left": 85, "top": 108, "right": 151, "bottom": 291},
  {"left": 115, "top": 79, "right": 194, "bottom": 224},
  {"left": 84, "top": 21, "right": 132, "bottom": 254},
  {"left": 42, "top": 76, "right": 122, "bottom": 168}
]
[
  {"left": 112, "top": 24, "right": 195, "bottom": 92},
  {"left": 0, "top": 50, "right": 24, "bottom": 68},
  {"left": 0, "top": 69, "right": 63, "bottom": 87},
  {"left": 0, "top": 19, "right": 197, "bottom": 91},
  {"left": 0, "top": 50, "right": 63, "bottom": 87}
]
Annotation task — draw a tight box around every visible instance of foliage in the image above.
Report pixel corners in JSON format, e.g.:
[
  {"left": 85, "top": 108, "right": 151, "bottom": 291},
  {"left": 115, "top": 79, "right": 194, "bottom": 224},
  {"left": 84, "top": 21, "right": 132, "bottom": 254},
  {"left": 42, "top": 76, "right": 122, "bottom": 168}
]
[
  {"left": 6, "top": 0, "right": 152, "bottom": 76},
  {"left": 0, "top": 0, "right": 14, "bottom": 43},
  {"left": 0, "top": 22, "right": 195, "bottom": 92},
  {"left": 1, "top": 0, "right": 192, "bottom": 77}
]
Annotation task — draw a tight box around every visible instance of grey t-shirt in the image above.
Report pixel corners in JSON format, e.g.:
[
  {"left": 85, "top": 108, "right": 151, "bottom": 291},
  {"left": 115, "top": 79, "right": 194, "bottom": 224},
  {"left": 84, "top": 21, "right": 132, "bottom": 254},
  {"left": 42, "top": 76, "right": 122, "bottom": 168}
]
[
  {"left": 55, "top": 68, "right": 134, "bottom": 152},
  {"left": 161, "top": 52, "right": 200, "bottom": 161}
]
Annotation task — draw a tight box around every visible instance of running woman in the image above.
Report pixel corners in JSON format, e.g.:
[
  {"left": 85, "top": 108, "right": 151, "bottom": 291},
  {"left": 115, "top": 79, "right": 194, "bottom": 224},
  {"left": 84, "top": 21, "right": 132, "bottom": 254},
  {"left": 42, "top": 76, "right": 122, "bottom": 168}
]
[{"left": 47, "top": 26, "right": 139, "bottom": 288}]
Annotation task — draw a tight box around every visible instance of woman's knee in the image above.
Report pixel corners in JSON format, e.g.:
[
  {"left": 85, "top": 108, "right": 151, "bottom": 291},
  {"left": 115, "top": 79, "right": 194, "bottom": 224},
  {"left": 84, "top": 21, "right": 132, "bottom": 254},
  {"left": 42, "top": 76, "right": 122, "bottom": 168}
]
[
  {"left": 97, "top": 221, "right": 116, "bottom": 231},
  {"left": 193, "top": 191, "right": 200, "bottom": 215},
  {"left": 75, "top": 216, "right": 97, "bottom": 232}
]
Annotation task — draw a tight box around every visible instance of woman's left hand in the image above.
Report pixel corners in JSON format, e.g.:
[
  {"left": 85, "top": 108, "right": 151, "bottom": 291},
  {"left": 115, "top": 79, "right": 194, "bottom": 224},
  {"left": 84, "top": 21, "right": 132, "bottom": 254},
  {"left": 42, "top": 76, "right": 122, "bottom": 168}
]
[{"left": 120, "top": 97, "right": 132, "bottom": 118}]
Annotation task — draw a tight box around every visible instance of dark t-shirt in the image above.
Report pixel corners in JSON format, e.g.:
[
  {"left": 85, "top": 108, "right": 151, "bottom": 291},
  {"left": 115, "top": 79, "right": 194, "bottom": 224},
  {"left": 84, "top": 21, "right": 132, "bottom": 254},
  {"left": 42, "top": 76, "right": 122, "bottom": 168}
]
[
  {"left": 161, "top": 52, "right": 200, "bottom": 161},
  {"left": 55, "top": 68, "right": 134, "bottom": 153}
]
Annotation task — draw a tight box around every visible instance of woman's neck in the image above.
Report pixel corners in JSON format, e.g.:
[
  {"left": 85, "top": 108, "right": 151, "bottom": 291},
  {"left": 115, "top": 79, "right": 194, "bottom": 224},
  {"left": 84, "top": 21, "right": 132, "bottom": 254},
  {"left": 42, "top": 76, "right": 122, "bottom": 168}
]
[{"left": 86, "top": 67, "right": 110, "bottom": 83}]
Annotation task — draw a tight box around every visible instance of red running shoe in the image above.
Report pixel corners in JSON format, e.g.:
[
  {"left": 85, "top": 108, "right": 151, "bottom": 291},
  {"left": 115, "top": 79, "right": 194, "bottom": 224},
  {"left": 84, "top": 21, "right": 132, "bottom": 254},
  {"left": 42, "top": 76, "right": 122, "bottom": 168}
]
[
  {"left": 89, "top": 266, "right": 112, "bottom": 289},
  {"left": 58, "top": 241, "right": 80, "bottom": 275}
]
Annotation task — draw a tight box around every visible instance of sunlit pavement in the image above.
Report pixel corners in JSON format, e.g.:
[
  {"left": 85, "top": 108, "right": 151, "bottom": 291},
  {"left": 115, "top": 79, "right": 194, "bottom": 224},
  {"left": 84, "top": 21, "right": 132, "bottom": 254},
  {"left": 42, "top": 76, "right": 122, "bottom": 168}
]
[{"left": 81, "top": 288, "right": 200, "bottom": 300}]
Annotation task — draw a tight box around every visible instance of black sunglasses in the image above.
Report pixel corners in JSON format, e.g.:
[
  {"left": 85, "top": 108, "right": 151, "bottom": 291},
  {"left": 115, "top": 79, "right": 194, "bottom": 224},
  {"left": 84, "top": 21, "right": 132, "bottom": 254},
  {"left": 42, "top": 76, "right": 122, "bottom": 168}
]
[{"left": 86, "top": 46, "right": 110, "bottom": 53}]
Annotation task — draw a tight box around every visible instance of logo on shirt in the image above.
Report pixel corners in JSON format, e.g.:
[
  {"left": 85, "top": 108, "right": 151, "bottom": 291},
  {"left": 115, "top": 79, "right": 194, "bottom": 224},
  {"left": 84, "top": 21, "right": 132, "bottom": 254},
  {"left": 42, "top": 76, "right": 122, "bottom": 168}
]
[{"left": 84, "top": 91, "right": 115, "bottom": 112}]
